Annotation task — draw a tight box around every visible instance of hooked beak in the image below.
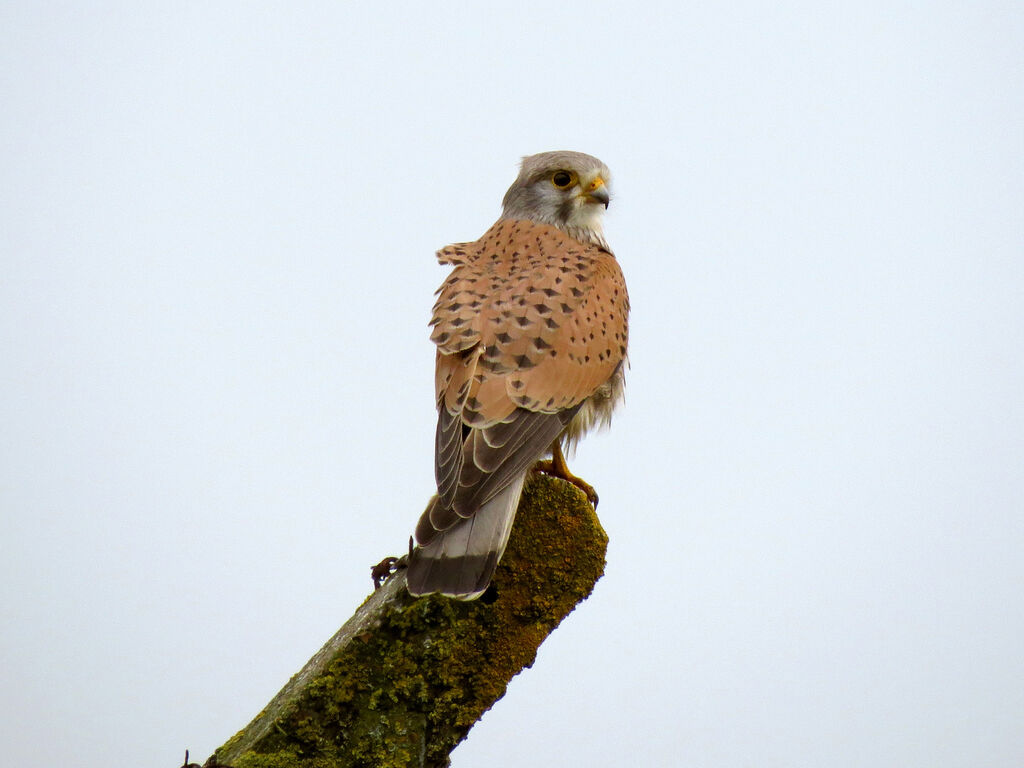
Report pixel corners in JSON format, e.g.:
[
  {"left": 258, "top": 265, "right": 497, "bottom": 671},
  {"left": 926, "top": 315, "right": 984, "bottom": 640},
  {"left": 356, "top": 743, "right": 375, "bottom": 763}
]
[{"left": 581, "top": 176, "right": 610, "bottom": 208}]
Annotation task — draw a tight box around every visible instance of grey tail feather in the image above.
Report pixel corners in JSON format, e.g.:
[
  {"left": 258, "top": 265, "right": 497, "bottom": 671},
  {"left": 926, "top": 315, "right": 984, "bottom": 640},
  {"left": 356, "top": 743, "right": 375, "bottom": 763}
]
[{"left": 407, "top": 474, "right": 525, "bottom": 600}]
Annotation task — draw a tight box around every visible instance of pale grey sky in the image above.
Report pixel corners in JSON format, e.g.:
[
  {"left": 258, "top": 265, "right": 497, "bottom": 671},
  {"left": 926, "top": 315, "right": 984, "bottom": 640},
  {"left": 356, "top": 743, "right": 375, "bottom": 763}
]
[{"left": 2, "top": 2, "right": 1022, "bottom": 766}]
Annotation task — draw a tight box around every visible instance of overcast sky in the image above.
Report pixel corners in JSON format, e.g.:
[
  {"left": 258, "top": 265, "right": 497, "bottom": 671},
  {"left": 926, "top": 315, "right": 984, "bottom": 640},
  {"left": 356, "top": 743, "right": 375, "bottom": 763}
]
[{"left": 2, "top": 2, "right": 1022, "bottom": 766}]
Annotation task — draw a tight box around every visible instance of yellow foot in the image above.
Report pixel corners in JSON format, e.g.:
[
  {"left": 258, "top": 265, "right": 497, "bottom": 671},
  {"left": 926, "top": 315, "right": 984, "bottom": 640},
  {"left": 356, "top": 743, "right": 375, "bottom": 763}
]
[{"left": 533, "top": 442, "right": 599, "bottom": 507}]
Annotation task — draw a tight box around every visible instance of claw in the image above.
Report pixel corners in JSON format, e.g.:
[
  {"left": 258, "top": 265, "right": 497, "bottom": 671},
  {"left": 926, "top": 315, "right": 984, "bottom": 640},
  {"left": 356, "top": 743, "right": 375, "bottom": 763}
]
[
  {"left": 370, "top": 556, "right": 398, "bottom": 590},
  {"left": 532, "top": 441, "right": 599, "bottom": 506}
]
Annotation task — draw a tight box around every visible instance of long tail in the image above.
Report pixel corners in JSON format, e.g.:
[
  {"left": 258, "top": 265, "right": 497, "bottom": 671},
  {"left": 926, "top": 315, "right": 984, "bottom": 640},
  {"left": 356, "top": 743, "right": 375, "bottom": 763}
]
[{"left": 406, "top": 473, "right": 526, "bottom": 599}]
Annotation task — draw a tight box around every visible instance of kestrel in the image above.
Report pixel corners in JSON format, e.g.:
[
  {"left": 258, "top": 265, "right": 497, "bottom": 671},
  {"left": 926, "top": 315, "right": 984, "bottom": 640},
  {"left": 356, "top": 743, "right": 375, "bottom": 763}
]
[{"left": 406, "top": 151, "right": 629, "bottom": 599}]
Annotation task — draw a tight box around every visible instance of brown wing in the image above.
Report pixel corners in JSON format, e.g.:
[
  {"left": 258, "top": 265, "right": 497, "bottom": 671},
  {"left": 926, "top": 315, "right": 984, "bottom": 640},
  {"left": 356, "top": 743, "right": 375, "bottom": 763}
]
[{"left": 423, "top": 218, "right": 629, "bottom": 538}]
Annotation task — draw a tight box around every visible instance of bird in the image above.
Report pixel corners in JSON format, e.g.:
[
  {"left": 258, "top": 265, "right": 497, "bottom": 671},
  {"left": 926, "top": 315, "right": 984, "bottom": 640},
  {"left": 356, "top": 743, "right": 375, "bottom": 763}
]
[{"left": 405, "top": 150, "right": 629, "bottom": 600}]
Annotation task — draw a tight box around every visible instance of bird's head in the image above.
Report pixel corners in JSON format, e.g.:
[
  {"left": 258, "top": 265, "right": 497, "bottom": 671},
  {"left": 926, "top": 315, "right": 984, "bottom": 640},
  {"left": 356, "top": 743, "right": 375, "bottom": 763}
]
[{"left": 500, "top": 151, "right": 612, "bottom": 249}]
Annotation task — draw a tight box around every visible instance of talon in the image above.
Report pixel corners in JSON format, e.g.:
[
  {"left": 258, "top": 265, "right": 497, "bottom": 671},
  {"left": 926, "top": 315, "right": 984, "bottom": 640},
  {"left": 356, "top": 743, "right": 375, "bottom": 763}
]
[
  {"left": 370, "top": 556, "right": 398, "bottom": 590},
  {"left": 533, "top": 441, "right": 599, "bottom": 507}
]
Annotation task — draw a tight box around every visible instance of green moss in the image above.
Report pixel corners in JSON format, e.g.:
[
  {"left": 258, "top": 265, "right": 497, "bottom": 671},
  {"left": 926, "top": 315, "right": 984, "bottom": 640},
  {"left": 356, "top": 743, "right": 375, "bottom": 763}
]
[{"left": 208, "top": 475, "right": 607, "bottom": 768}]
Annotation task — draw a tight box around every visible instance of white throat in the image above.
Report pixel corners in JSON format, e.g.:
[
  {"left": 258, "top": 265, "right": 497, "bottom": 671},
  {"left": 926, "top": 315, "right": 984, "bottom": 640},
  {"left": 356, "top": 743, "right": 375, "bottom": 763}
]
[{"left": 500, "top": 204, "right": 610, "bottom": 251}]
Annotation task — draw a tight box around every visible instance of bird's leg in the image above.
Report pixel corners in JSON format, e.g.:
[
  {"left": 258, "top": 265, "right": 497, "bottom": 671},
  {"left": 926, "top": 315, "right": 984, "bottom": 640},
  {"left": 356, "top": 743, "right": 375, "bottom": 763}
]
[{"left": 533, "top": 440, "right": 599, "bottom": 507}]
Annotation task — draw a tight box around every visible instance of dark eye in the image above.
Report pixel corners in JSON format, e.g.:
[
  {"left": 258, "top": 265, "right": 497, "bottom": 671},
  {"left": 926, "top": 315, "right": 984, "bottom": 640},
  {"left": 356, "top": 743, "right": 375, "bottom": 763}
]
[{"left": 551, "top": 171, "right": 573, "bottom": 188}]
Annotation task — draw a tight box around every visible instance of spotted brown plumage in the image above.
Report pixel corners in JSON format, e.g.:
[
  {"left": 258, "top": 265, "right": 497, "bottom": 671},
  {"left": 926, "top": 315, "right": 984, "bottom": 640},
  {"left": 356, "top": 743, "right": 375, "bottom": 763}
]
[{"left": 406, "top": 151, "right": 629, "bottom": 599}]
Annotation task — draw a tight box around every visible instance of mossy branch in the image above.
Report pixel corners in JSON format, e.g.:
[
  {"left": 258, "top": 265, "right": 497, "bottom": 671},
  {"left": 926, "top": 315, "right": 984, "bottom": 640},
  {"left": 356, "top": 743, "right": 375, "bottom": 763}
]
[{"left": 203, "top": 474, "right": 608, "bottom": 768}]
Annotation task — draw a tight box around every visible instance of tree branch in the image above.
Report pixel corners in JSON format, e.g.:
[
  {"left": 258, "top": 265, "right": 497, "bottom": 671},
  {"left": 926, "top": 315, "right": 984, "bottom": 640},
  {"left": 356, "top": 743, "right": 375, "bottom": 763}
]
[{"left": 204, "top": 474, "right": 608, "bottom": 768}]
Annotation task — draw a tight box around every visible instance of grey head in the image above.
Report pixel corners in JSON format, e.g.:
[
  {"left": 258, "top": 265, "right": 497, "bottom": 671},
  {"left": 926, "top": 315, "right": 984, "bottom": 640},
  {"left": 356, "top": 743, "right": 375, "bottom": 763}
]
[{"left": 500, "top": 150, "right": 612, "bottom": 250}]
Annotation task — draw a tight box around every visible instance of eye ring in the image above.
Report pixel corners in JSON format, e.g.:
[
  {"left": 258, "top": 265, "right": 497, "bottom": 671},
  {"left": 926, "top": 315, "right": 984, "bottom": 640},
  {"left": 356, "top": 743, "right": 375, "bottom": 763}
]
[{"left": 551, "top": 170, "right": 574, "bottom": 188}]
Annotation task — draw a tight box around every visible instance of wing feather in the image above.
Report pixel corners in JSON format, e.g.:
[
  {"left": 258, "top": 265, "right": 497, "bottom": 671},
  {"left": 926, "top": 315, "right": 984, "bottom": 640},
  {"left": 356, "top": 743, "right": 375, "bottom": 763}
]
[{"left": 416, "top": 218, "right": 628, "bottom": 587}]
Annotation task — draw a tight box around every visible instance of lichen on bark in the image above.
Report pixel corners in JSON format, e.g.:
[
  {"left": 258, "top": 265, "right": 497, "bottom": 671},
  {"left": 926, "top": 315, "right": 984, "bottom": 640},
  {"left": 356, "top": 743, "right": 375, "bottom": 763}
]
[{"left": 206, "top": 474, "right": 608, "bottom": 768}]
